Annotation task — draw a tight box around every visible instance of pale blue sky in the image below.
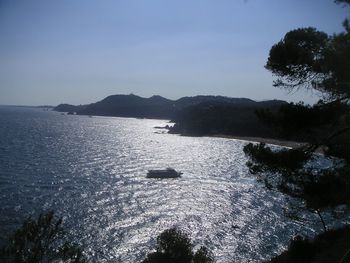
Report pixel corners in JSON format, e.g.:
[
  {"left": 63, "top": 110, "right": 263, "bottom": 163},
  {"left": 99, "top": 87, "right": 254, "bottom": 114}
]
[{"left": 0, "top": 0, "right": 348, "bottom": 105}]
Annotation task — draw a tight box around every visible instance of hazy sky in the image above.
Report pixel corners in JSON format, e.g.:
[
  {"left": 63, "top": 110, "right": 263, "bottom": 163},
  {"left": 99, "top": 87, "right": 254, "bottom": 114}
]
[{"left": 0, "top": 0, "right": 348, "bottom": 105}]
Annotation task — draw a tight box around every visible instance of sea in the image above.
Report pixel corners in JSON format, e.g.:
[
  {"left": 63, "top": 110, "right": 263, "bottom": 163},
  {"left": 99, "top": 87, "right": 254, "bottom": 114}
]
[{"left": 0, "top": 106, "right": 330, "bottom": 262}]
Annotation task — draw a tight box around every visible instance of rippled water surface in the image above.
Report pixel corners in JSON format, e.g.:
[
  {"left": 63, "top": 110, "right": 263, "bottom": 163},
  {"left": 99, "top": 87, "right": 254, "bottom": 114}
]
[{"left": 0, "top": 106, "right": 324, "bottom": 262}]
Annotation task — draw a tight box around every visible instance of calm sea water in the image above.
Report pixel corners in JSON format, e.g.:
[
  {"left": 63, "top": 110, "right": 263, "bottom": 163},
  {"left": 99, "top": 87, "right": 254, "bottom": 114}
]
[{"left": 0, "top": 106, "right": 325, "bottom": 262}]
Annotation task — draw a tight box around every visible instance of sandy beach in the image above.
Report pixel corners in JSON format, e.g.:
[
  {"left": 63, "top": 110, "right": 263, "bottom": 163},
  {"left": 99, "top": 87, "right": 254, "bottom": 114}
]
[{"left": 209, "top": 134, "right": 306, "bottom": 148}]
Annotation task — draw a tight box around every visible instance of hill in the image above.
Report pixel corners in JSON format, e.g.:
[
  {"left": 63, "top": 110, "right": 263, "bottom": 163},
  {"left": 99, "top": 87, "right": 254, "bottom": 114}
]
[
  {"left": 54, "top": 94, "right": 286, "bottom": 120},
  {"left": 54, "top": 94, "right": 287, "bottom": 138}
]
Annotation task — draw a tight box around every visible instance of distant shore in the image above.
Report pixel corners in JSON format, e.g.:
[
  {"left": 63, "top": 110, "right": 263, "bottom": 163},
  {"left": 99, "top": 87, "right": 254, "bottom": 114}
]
[{"left": 208, "top": 134, "right": 306, "bottom": 148}]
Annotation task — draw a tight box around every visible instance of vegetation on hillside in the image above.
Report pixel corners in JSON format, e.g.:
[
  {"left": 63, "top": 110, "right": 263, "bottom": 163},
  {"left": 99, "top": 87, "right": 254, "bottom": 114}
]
[
  {"left": 168, "top": 101, "right": 285, "bottom": 138},
  {"left": 255, "top": 100, "right": 349, "bottom": 141}
]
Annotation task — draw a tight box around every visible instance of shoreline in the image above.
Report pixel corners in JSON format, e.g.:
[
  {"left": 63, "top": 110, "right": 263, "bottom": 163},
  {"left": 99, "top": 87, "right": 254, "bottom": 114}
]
[
  {"left": 207, "top": 134, "right": 306, "bottom": 148},
  {"left": 169, "top": 130, "right": 306, "bottom": 149}
]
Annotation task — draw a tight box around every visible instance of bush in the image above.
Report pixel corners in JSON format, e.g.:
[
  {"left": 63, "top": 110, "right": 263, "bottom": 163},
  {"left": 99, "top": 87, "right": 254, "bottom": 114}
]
[
  {"left": 142, "top": 228, "right": 214, "bottom": 263},
  {"left": 0, "top": 211, "right": 85, "bottom": 263},
  {"left": 267, "top": 225, "right": 350, "bottom": 263}
]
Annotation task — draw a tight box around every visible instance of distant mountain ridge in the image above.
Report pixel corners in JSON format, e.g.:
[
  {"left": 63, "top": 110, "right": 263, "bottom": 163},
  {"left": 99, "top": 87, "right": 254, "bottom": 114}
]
[{"left": 54, "top": 94, "right": 286, "bottom": 119}]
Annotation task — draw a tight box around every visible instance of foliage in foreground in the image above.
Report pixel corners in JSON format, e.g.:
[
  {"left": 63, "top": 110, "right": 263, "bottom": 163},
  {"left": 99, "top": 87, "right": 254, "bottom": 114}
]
[
  {"left": 142, "top": 228, "right": 214, "bottom": 263},
  {"left": 267, "top": 225, "right": 350, "bottom": 263},
  {"left": 244, "top": 0, "right": 350, "bottom": 233},
  {"left": 244, "top": 143, "right": 350, "bottom": 211},
  {"left": 0, "top": 211, "right": 85, "bottom": 263},
  {"left": 242, "top": 2, "right": 350, "bottom": 262}
]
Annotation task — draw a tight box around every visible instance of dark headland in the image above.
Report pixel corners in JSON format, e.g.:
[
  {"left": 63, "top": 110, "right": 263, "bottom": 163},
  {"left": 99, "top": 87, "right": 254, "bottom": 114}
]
[{"left": 54, "top": 94, "right": 287, "bottom": 140}]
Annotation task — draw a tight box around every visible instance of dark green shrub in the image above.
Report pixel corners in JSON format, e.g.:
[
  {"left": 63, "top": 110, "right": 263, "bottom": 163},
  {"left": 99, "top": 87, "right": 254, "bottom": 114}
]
[
  {"left": 142, "top": 228, "right": 214, "bottom": 263},
  {"left": 0, "top": 211, "right": 85, "bottom": 263}
]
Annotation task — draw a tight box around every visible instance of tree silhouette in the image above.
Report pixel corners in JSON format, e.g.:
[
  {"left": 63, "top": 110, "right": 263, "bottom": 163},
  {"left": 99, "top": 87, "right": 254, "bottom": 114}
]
[
  {"left": 0, "top": 211, "right": 85, "bottom": 263},
  {"left": 244, "top": 0, "right": 350, "bottom": 232},
  {"left": 265, "top": 23, "right": 350, "bottom": 99},
  {"left": 142, "top": 228, "right": 214, "bottom": 263},
  {"left": 244, "top": 2, "right": 350, "bottom": 261}
]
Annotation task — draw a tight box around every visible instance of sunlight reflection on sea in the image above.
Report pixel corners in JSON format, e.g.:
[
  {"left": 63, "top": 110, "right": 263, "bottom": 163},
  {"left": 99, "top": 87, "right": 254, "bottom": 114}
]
[{"left": 0, "top": 107, "right": 328, "bottom": 262}]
